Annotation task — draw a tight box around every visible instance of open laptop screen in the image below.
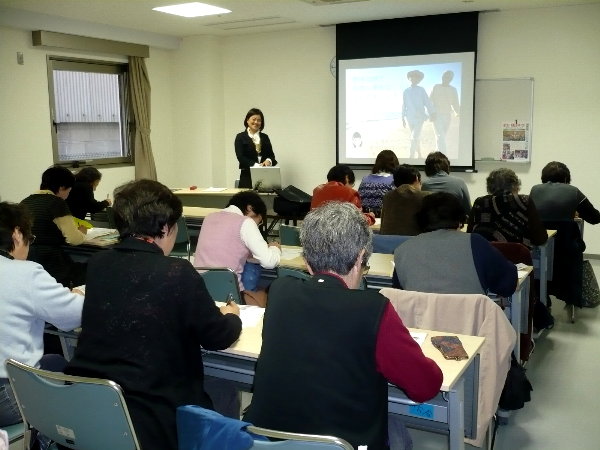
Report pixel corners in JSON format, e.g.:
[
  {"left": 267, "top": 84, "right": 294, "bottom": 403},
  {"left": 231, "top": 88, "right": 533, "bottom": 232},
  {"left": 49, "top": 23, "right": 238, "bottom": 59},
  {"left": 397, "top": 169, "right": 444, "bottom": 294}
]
[{"left": 249, "top": 167, "right": 282, "bottom": 192}]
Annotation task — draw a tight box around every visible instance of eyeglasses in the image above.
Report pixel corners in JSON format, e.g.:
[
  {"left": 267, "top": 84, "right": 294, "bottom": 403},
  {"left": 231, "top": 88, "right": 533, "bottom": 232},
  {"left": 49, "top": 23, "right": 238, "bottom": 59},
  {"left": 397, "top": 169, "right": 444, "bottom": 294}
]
[{"left": 29, "top": 235, "right": 36, "bottom": 245}]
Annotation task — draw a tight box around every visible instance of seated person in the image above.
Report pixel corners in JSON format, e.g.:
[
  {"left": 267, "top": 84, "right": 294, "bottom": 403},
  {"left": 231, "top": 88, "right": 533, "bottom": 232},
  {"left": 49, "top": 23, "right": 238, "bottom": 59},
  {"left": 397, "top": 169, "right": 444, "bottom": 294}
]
[
  {"left": 66, "top": 166, "right": 111, "bottom": 220},
  {"left": 244, "top": 202, "right": 443, "bottom": 450},
  {"left": 394, "top": 192, "right": 517, "bottom": 296},
  {"left": 357, "top": 149, "right": 399, "bottom": 217},
  {"left": 467, "top": 168, "right": 547, "bottom": 248},
  {"left": 380, "top": 164, "right": 431, "bottom": 235},
  {"left": 421, "top": 151, "right": 471, "bottom": 215},
  {"left": 20, "top": 166, "right": 87, "bottom": 287},
  {"left": 311, "top": 164, "right": 376, "bottom": 225},
  {"left": 530, "top": 161, "right": 599, "bottom": 309},
  {"left": 0, "top": 202, "right": 84, "bottom": 428},
  {"left": 65, "top": 180, "right": 242, "bottom": 450},
  {"left": 194, "top": 190, "right": 281, "bottom": 307},
  {"left": 530, "top": 161, "right": 600, "bottom": 224}
]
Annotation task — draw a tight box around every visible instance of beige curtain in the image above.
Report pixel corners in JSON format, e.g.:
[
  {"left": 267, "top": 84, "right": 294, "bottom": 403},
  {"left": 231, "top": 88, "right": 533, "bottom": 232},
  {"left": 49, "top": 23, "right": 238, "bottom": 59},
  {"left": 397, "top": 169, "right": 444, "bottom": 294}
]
[{"left": 128, "top": 56, "right": 157, "bottom": 180}]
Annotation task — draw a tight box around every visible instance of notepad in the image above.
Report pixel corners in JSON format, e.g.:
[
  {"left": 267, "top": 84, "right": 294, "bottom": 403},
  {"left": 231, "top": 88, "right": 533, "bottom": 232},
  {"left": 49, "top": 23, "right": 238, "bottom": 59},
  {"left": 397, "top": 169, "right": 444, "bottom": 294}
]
[
  {"left": 410, "top": 331, "right": 427, "bottom": 345},
  {"left": 202, "top": 187, "right": 227, "bottom": 192}
]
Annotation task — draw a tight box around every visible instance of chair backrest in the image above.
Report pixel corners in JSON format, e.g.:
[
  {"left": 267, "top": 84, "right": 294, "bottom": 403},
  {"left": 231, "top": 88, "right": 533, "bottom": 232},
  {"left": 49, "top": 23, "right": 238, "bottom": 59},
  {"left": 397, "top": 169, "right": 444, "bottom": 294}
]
[
  {"left": 247, "top": 425, "right": 353, "bottom": 449},
  {"left": 176, "top": 405, "right": 352, "bottom": 450},
  {"left": 279, "top": 224, "right": 301, "bottom": 246},
  {"left": 379, "top": 288, "right": 515, "bottom": 447},
  {"left": 105, "top": 206, "right": 117, "bottom": 228},
  {"left": 196, "top": 267, "right": 243, "bottom": 304},
  {"left": 2, "top": 422, "right": 24, "bottom": 444},
  {"left": 372, "top": 234, "right": 411, "bottom": 254},
  {"left": 277, "top": 266, "right": 310, "bottom": 280},
  {"left": 171, "top": 215, "right": 191, "bottom": 259},
  {"left": 5, "top": 359, "right": 140, "bottom": 450}
]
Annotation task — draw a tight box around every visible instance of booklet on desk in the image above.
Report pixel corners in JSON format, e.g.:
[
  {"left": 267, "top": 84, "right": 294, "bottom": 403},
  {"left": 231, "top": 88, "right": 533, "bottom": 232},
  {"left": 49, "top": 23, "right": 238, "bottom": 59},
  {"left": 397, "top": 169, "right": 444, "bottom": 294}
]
[{"left": 84, "top": 227, "right": 118, "bottom": 240}]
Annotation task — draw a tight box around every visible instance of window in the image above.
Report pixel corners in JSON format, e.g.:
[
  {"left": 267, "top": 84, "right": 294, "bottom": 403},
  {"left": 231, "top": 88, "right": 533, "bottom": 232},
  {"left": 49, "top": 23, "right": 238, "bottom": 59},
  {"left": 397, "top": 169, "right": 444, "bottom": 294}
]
[{"left": 47, "top": 57, "right": 132, "bottom": 167}]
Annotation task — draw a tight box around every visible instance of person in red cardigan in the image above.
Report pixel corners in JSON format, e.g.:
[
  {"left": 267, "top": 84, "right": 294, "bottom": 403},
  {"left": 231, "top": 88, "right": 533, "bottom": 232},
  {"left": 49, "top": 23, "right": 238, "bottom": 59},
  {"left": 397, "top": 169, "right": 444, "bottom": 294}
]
[{"left": 310, "top": 164, "right": 376, "bottom": 225}]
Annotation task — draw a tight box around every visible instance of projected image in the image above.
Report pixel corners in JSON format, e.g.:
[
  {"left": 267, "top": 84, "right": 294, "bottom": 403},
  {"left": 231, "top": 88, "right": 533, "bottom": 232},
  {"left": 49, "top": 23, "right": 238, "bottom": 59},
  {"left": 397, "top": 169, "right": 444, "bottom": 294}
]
[{"left": 339, "top": 53, "right": 474, "bottom": 168}]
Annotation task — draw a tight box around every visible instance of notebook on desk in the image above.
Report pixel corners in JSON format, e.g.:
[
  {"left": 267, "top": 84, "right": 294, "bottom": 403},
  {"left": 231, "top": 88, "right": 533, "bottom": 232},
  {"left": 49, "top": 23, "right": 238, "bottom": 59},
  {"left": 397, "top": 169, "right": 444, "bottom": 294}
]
[{"left": 250, "top": 166, "right": 282, "bottom": 193}]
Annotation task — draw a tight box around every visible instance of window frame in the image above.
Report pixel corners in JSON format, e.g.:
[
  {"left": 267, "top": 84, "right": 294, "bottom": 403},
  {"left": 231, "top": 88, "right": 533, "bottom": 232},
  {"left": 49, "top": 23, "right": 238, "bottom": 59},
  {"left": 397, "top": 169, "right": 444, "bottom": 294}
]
[{"left": 46, "top": 55, "right": 133, "bottom": 168}]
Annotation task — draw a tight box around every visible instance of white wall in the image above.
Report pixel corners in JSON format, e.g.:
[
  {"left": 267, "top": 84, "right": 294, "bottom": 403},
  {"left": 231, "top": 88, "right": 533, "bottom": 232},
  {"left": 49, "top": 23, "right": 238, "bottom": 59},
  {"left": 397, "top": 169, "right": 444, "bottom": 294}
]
[{"left": 2, "top": 3, "right": 600, "bottom": 252}]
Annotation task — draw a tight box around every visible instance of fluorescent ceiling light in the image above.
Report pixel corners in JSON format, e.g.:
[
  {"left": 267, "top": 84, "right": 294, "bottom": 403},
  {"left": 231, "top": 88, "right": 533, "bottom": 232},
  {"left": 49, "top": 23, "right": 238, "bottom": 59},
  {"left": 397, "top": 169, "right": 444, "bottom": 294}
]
[{"left": 153, "top": 2, "right": 231, "bottom": 18}]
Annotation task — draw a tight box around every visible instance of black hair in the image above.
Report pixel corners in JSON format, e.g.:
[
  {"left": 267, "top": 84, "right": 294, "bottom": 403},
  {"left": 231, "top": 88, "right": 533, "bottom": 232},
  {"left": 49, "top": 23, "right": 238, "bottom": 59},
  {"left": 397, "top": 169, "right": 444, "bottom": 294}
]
[
  {"left": 244, "top": 108, "right": 265, "bottom": 131},
  {"left": 75, "top": 167, "right": 102, "bottom": 184},
  {"left": 372, "top": 149, "right": 400, "bottom": 174},
  {"left": 327, "top": 164, "right": 355, "bottom": 185},
  {"left": 424, "top": 152, "right": 450, "bottom": 177},
  {"left": 0, "top": 202, "right": 34, "bottom": 252},
  {"left": 416, "top": 192, "right": 466, "bottom": 232},
  {"left": 112, "top": 179, "right": 182, "bottom": 239},
  {"left": 227, "top": 190, "right": 267, "bottom": 218},
  {"left": 393, "top": 164, "right": 421, "bottom": 187},
  {"left": 541, "top": 161, "right": 571, "bottom": 184},
  {"left": 40, "top": 166, "right": 75, "bottom": 194}
]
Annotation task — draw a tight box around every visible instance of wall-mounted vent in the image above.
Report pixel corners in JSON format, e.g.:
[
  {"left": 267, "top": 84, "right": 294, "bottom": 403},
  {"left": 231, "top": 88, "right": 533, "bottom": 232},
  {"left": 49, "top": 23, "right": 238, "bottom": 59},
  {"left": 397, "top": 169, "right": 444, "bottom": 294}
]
[{"left": 204, "top": 16, "right": 297, "bottom": 30}]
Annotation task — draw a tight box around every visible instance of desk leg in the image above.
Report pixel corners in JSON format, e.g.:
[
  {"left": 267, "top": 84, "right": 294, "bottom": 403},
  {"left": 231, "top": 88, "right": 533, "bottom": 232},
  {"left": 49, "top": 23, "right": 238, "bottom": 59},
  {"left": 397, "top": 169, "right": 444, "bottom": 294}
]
[
  {"left": 539, "top": 245, "right": 548, "bottom": 306},
  {"left": 448, "top": 378, "right": 466, "bottom": 450},
  {"left": 510, "top": 276, "right": 528, "bottom": 362}
]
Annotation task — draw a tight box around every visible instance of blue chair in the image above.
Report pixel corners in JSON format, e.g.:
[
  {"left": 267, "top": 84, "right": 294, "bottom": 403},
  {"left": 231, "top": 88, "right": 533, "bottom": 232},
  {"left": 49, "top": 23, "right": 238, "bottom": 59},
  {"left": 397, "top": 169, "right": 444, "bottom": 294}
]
[
  {"left": 1, "top": 422, "right": 24, "bottom": 447},
  {"left": 372, "top": 234, "right": 411, "bottom": 254},
  {"left": 196, "top": 267, "right": 243, "bottom": 304},
  {"left": 171, "top": 215, "right": 191, "bottom": 259},
  {"left": 5, "top": 358, "right": 140, "bottom": 450},
  {"left": 177, "top": 405, "right": 353, "bottom": 450},
  {"left": 278, "top": 224, "right": 301, "bottom": 246}
]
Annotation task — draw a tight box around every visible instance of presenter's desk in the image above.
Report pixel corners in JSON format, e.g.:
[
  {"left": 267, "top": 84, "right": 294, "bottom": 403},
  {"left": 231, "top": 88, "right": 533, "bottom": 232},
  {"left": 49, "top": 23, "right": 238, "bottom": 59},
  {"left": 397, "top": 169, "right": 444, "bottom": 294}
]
[
  {"left": 203, "top": 310, "right": 485, "bottom": 450},
  {"left": 174, "top": 188, "right": 276, "bottom": 211}
]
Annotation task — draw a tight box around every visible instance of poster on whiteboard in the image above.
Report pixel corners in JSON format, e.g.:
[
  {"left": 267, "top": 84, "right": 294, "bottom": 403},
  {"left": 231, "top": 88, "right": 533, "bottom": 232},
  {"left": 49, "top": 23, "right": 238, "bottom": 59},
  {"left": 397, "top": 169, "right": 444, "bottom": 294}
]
[{"left": 501, "top": 122, "right": 530, "bottom": 162}]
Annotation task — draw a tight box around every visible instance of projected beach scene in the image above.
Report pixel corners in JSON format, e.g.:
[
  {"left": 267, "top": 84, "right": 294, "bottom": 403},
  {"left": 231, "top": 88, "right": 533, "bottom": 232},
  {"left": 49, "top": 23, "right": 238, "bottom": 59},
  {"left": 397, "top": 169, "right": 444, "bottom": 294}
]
[
  {"left": 345, "top": 63, "right": 462, "bottom": 162},
  {"left": 338, "top": 52, "right": 474, "bottom": 168}
]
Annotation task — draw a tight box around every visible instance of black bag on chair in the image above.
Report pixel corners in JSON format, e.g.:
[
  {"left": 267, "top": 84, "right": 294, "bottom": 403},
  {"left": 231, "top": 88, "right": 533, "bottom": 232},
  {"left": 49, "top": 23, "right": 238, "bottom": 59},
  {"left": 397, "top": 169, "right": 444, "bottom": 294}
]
[{"left": 273, "top": 185, "right": 311, "bottom": 218}]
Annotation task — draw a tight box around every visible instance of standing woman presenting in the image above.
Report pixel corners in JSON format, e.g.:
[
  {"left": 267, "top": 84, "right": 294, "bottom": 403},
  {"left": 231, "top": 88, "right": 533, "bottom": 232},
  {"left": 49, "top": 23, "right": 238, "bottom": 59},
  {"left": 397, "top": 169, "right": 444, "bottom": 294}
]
[{"left": 235, "top": 108, "right": 278, "bottom": 189}]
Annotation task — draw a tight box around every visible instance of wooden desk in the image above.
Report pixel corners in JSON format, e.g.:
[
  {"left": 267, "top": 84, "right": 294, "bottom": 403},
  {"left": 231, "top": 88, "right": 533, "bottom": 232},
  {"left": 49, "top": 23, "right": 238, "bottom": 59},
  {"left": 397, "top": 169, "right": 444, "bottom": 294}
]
[
  {"left": 48, "top": 305, "right": 484, "bottom": 450},
  {"left": 532, "top": 229, "right": 556, "bottom": 306},
  {"left": 203, "top": 309, "right": 485, "bottom": 450}
]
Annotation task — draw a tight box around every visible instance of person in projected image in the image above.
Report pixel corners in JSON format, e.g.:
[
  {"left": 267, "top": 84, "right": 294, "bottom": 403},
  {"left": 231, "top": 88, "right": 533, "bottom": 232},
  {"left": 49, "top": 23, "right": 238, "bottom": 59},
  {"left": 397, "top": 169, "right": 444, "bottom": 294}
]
[
  {"left": 402, "top": 70, "right": 435, "bottom": 159},
  {"left": 430, "top": 70, "right": 460, "bottom": 153}
]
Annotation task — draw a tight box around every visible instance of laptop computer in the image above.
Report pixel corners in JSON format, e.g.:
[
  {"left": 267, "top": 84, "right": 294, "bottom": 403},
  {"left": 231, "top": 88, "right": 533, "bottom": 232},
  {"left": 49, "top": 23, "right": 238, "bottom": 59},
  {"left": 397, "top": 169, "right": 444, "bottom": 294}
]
[{"left": 250, "top": 167, "right": 282, "bottom": 193}]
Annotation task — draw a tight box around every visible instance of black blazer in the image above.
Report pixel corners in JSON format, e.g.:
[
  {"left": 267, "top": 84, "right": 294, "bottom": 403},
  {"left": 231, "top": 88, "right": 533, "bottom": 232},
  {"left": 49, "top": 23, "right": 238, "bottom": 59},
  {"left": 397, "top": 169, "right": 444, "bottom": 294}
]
[{"left": 235, "top": 131, "right": 277, "bottom": 169}]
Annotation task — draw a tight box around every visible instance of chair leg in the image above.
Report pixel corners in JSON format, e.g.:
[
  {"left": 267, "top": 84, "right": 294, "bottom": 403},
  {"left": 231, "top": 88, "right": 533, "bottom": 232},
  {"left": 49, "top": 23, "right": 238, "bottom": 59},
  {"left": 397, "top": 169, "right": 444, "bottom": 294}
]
[{"left": 569, "top": 304, "right": 576, "bottom": 323}]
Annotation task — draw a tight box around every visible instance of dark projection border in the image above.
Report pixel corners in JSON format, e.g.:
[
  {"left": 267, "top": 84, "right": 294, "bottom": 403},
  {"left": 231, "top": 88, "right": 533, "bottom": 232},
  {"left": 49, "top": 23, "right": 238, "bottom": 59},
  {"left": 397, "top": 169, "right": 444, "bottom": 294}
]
[
  {"left": 336, "top": 12, "right": 478, "bottom": 60},
  {"left": 336, "top": 12, "right": 479, "bottom": 171}
]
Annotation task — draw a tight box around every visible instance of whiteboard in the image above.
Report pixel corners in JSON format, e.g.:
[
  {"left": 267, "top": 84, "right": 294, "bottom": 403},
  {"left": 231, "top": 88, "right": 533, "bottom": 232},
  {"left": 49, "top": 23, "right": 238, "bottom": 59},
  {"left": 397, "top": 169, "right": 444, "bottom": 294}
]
[{"left": 474, "top": 78, "right": 534, "bottom": 161}]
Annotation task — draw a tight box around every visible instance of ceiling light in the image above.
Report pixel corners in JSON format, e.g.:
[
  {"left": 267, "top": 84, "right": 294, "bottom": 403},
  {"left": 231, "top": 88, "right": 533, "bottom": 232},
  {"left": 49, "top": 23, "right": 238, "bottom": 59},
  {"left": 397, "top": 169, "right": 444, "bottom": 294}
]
[{"left": 152, "top": 2, "right": 231, "bottom": 18}]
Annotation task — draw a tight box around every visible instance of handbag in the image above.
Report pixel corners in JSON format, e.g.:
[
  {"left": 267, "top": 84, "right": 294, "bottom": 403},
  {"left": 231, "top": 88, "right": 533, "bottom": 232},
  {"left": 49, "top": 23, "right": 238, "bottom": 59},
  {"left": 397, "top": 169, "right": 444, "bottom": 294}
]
[
  {"left": 582, "top": 260, "right": 600, "bottom": 308},
  {"left": 498, "top": 353, "right": 532, "bottom": 411}
]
